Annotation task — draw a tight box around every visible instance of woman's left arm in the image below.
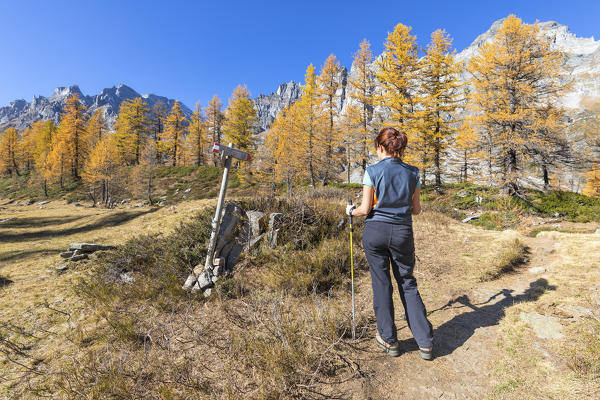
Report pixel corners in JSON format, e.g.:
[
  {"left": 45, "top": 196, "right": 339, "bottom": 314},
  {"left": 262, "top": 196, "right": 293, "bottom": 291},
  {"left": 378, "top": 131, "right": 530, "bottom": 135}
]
[{"left": 347, "top": 185, "right": 374, "bottom": 217}]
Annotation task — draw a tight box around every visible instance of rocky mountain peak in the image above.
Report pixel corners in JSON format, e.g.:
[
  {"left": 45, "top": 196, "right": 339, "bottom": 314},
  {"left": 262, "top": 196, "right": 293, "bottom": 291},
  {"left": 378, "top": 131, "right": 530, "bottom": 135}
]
[
  {"left": 49, "top": 85, "right": 85, "bottom": 102},
  {"left": 0, "top": 84, "right": 191, "bottom": 130}
]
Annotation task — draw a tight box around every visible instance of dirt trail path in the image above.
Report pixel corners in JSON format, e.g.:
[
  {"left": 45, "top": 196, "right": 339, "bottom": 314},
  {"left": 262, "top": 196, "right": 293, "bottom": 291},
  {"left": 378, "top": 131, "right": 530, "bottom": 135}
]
[{"left": 337, "top": 232, "right": 583, "bottom": 400}]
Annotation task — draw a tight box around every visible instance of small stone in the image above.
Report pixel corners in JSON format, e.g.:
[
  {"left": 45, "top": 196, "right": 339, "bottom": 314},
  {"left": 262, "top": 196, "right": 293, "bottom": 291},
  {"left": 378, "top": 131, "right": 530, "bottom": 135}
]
[
  {"left": 54, "top": 298, "right": 65, "bottom": 304},
  {"left": 184, "top": 188, "right": 191, "bottom": 194},
  {"left": 182, "top": 274, "right": 198, "bottom": 290},
  {"left": 528, "top": 267, "right": 546, "bottom": 274},
  {"left": 203, "top": 288, "right": 212, "bottom": 297},
  {"left": 246, "top": 210, "right": 266, "bottom": 237},
  {"left": 462, "top": 215, "right": 480, "bottom": 223},
  {"left": 119, "top": 272, "right": 134, "bottom": 284},
  {"left": 56, "top": 265, "right": 68, "bottom": 272},
  {"left": 37, "top": 200, "right": 50, "bottom": 206},
  {"left": 196, "top": 270, "right": 213, "bottom": 290},
  {"left": 267, "top": 213, "right": 285, "bottom": 248},
  {"left": 60, "top": 251, "right": 74, "bottom": 258},
  {"left": 519, "top": 312, "right": 564, "bottom": 339},
  {"left": 336, "top": 218, "right": 346, "bottom": 229},
  {"left": 73, "top": 203, "right": 82, "bottom": 207}
]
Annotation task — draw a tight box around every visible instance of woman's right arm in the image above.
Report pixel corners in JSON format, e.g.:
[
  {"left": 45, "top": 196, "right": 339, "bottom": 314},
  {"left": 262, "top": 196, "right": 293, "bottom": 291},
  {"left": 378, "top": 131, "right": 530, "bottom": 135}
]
[{"left": 411, "top": 186, "right": 422, "bottom": 215}]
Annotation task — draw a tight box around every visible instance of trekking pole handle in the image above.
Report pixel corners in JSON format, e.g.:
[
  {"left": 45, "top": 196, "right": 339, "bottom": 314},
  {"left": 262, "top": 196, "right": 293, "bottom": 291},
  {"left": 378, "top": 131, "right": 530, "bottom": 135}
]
[{"left": 348, "top": 199, "right": 354, "bottom": 225}]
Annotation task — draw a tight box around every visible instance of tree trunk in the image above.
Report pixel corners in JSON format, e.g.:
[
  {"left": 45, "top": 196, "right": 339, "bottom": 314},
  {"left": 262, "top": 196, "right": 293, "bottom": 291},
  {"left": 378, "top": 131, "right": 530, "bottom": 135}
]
[
  {"left": 147, "top": 169, "right": 153, "bottom": 205},
  {"left": 308, "top": 128, "right": 315, "bottom": 189},
  {"left": 434, "top": 145, "right": 441, "bottom": 186},
  {"left": 463, "top": 151, "right": 468, "bottom": 183}
]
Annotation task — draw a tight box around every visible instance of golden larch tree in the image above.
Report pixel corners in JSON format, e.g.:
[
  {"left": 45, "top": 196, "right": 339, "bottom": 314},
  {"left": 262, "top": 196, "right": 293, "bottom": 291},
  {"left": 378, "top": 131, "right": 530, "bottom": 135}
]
[
  {"left": 376, "top": 23, "right": 420, "bottom": 132},
  {"left": 415, "top": 29, "right": 463, "bottom": 185},
  {"left": 454, "top": 119, "right": 481, "bottom": 183},
  {"left": 0, "top": 127, "right": 22, "bottom": 176},
  {"left": 318, "top": 53, "right": 343, "bottom": 184},
  {"left": 468, "top": 15, "right": 566, "bottom": 194},
  {"left": 583, "top": 167, "right": 600, "bottom": 198},
  {"left": 114, "top": 97, "right": 150, "bottom": 165},
  {"left": 295, "top": 64, "right": 326, "bottom": 188},
  {"left": 223, "top": 85, "right": 258, "bottom": 152},
  {"left": 150, "top": 102, "right": 168, "bottom": 164},
  {"left": 87, "top": 109, "right": 108, "bottom": 149},
  {"left": 49, "top": 94, "right": 89, "bottom": 180},
  {"left": 33, "top": 120, "right": 57, "bottom": 196},
  {"left": 265, "top": 104, "right": 301, "bottom": 193},
  {"left": 21, "top": 124, "right": 38, "bottom": 172},
  {"left": 160, "top": 101, "right": 188, "bottom": 166},
  {"left": 206, "top": 95, "right": 225, "bottom": 166},
  {"left": 186, "top": 102, "right": 208, "bottom": 166},
  {"left": 83, "top": 135, "right": 122, "bottom": 207},
  {"left": 347, "top": 39, "right": 378, "bottom": 172}
]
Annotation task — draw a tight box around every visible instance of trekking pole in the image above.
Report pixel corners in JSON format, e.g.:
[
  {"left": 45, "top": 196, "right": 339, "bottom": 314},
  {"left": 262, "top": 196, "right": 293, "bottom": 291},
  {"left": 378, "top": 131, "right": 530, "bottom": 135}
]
[{"left": 348, "top": 199, "right": 356, "bottom": 341}]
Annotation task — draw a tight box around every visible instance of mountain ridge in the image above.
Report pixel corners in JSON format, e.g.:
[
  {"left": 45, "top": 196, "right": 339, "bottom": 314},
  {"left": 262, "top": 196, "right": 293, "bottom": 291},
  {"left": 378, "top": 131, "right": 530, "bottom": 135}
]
[{"left": 1, "top": 18, "right": 598, "bottom": 135}]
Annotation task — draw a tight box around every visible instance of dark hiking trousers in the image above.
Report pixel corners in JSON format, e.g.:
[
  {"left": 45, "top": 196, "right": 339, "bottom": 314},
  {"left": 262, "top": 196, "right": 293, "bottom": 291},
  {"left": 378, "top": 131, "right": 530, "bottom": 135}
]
[{"left": 362, "top": 220, "right": 433, "bottom": 348}]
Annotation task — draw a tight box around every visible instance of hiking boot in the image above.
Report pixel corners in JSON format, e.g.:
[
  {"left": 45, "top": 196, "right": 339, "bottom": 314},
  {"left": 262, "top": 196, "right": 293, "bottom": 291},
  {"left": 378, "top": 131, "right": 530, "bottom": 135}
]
[
  {"left": 419, "top": 347, "right": 433, "bottom": 361},
  {"left": 375, "top": 332, "right": 401, "bottom": 357}
]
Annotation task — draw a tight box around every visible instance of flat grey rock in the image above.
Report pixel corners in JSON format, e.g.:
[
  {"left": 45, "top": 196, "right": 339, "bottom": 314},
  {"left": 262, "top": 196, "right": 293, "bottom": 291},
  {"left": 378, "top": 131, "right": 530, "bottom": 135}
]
[
  {"left": 56, "top": 265, "right": 68, "bottom": 272},
  {"left": 519, "top": 312, "right": 564, "bottom": 339},
  {"left": 462, "top": 215, "right": 480, "bottom": 223},
  {"left": 69, "top": 243, "right": 116, "bottom": 252}
]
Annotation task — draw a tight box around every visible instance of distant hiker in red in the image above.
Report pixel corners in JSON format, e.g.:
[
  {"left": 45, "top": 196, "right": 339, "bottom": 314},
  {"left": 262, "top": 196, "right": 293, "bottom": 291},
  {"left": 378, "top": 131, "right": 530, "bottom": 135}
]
[{"left": 346, "top": 127, "right": 434, "bottom": 359}]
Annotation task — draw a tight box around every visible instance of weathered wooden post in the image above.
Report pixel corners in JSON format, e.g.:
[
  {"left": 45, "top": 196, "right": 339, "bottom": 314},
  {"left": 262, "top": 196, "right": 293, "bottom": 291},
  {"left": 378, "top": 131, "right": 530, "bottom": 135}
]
[{"left": 182, "top": 142, "right": 251, "bottom": 291}]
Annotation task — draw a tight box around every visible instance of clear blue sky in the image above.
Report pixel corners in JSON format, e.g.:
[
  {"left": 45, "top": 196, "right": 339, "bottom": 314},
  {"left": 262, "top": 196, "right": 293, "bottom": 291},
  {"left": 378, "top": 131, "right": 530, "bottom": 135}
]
[{"left": 1, "top": 0, "right": 598, "bottom": 109}]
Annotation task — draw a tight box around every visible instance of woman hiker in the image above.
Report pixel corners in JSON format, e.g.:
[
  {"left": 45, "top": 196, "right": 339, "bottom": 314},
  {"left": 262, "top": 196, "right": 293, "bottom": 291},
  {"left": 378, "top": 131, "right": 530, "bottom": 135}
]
[{"left": 346, "top": 127, "right": 434, "bottom": 360}]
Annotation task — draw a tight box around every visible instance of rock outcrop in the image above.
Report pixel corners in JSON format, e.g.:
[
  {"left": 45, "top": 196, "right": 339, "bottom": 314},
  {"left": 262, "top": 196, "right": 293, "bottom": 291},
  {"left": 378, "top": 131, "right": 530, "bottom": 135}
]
[
  {"left": 0, "top": 84, "right": 192, "bottom": 131},
  {"left": 252, "top": 81, "right": 303, "bottom": 133}
]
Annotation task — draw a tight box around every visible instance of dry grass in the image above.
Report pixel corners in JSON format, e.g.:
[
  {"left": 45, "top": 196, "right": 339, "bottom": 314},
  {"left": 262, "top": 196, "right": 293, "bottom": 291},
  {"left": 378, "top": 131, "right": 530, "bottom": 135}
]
[
  {"left": 2, "top": 195, "right": 600, "bottom": 398},
  {"left": 474, "top": 237, "right": 529, "bottom": 282},
  {"left": 490, "top": 231, "right": 600, "bottom": 399}
]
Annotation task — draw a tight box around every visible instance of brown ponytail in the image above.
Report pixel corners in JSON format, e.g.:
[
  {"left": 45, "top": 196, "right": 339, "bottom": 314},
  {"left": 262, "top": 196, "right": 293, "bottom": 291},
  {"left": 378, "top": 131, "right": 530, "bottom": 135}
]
[{"left": 374, "top": 127, "right": 407, "bottom": 158}]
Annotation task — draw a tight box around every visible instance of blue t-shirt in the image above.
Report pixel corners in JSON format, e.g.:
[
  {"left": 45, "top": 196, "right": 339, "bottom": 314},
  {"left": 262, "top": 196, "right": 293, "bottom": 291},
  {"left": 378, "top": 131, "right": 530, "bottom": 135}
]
[{"left": 362, "top": 157, "right": 420, "bottom": 224}]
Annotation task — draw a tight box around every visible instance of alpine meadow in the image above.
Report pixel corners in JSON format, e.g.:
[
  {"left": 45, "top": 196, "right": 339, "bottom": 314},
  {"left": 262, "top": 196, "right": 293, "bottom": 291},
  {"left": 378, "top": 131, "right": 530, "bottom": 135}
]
[{"left": 1, "top": 9, "right": 600, "bottom": 400}]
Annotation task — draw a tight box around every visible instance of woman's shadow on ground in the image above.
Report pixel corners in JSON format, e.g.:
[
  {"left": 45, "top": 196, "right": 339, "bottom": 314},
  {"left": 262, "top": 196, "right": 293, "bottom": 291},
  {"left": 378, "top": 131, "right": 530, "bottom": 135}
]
[{"left": 397, "top": 278, "right": 556, "bottom": 357}]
